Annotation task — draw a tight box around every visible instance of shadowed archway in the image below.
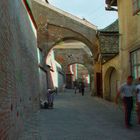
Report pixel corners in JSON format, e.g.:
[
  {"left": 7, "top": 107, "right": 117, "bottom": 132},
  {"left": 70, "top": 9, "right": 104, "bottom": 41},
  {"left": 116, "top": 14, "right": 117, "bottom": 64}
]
[{"left": 104, "top": 66, "right": 119, "bottom": 101}]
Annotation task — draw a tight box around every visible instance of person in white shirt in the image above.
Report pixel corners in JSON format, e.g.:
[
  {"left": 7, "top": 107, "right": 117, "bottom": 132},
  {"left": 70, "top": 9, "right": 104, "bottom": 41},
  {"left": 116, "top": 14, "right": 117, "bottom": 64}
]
[
  {"left": 136, "top": 77, "right": 140, "bottom": 124},
  {"left": 115, "top": 76, "right": 136, "bottom": 128}
]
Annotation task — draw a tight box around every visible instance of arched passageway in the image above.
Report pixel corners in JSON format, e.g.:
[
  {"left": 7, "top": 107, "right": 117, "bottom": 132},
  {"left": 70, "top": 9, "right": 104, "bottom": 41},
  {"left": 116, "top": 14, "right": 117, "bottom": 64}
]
[
  {"left": 28, "top": 0, "right": 97, "bottom": 96},
  {"left": 104, "top": 67, "right": 119, "bottom": 101},
  {"left": 30, "top": 0, "right": 97, "bottom": 51},
  {"left": 45, "top": 39, "right": 94, "bottom": 93},
  {"left": 66, "top": 63, "right": 91, "bottom": 89},
  {"left": 29, "top": 0, "right": 97, "bottom": 62}
]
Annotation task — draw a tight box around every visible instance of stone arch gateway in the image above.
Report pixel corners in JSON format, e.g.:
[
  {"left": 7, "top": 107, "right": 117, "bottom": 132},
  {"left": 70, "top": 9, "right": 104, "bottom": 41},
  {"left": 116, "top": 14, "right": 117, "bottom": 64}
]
[
  {"left": 29, "top": 0, "right": 97, "bottom": 94},
  {"left": 29, "top": 0, "right": 97, "bottom": 56}
]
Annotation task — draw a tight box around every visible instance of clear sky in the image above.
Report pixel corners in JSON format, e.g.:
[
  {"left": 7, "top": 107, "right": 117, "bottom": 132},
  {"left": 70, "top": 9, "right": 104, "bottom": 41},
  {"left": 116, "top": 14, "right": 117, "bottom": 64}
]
[{"left": 48, "top": 0, "right": 118, "bottom": 29}]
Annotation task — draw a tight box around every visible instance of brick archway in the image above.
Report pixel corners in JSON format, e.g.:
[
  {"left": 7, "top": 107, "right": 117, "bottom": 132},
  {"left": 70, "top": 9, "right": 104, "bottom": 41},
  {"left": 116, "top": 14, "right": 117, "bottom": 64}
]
[
  {"left": 65, "top": 63, "right": 92, "bottom": 89},
  {"left": 45, "top": 38, "right": 94, "bottom": 70},
  {"left": 29, "top": 0, "right": 97, "bottom": 57},
  {"left": 30, "top": 0, "right": 97, "bottom": 94},
  {"left": 38, "top": 24, "right": 95, "bottom": 59},
  {"left": 66, "top": 63, "right": 93, "bottom": 75}
]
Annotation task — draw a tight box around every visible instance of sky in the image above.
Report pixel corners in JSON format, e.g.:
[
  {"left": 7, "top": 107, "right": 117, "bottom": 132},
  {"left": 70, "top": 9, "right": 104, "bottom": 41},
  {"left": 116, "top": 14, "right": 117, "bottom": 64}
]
[{"left": 48, "top": 0, "right": 118, "bottom": 29}]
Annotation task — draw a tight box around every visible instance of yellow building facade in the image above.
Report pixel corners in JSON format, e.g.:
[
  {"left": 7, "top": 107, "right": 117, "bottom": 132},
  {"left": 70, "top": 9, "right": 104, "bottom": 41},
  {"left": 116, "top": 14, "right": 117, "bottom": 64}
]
[
  {"left": 97, "top": 19, "right": 120, "bottom": 101},
  {"left": 102, "top": 0, "right": 140, "bottom": 101},
  {"left": 117, "top": 0, "right": 140, "bottom": 82}
]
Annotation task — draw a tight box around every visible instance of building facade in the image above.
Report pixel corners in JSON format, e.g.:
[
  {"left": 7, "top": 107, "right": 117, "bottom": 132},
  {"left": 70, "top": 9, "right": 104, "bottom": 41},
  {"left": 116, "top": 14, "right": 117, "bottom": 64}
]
[
  {"left": 94, "top": 20, "right": 120, "bottom": 99},
  {"left": 106, "top": 0, "right": 140, "bottom": 82},
  {"left": 118, "top": 0, "right": 140, "bottom": 81},
  {"left": 46, "top": 50, "right": 65, "bottom": 92},
  {"left": 102, "top": 0, "right": 140, "bottom": 101}
]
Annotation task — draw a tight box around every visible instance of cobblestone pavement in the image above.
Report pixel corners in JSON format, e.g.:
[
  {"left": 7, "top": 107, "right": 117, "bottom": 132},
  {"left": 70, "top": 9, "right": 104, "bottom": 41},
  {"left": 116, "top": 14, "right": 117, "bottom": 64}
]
[{"left": 22, "top": 89, "right": 140, "bottom": 140}]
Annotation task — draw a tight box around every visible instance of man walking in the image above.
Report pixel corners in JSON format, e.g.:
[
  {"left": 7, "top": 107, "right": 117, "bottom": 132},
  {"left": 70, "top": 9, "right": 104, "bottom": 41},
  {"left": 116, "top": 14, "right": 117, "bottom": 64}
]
[
  {"left": 80, "top": 81, "right": 85, "bottom": 96},
  {"left": 115, "top": 76, "right": 136, "bottom": 128}
]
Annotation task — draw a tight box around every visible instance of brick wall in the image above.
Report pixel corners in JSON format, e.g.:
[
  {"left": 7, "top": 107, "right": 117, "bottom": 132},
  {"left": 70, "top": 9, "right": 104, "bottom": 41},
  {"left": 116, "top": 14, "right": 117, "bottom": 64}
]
[
  {"left": 39, "top": 68, "right": 47, "bottom": 100},
  {"left": 0, "top": 0, "right": 40, "bottom": 139}
]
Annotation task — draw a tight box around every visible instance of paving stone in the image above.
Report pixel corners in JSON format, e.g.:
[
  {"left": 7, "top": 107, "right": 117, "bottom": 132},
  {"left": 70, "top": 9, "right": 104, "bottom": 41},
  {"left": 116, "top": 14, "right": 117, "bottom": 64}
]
[{"left": 22, "top": 89, "right": 140, "bottom": 140}]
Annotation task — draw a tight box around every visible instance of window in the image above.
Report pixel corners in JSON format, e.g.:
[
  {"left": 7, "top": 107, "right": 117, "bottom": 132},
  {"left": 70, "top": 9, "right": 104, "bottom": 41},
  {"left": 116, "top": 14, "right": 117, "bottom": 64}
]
[
  {"left": 130, "top": 49, "right": 140, "bottom": 79},
  {"left": 132, "top": 0, "right": 140, "bottom": 15}
]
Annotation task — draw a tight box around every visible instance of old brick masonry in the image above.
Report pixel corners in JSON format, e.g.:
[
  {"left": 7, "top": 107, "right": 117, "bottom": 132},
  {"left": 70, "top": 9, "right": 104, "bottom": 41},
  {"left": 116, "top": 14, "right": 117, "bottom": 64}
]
[{"left": 0, "top": 0, "right": 40, "bottom": 139}]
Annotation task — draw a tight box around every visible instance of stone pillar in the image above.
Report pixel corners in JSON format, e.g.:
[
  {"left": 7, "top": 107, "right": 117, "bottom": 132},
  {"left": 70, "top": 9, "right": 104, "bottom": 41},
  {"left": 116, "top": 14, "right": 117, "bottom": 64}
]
[
  {"left": 66, "top": 74, "right": 73, "bottom": 89},
  {"left": 64, "top": 65, "right": 73, "bottom": 89}
]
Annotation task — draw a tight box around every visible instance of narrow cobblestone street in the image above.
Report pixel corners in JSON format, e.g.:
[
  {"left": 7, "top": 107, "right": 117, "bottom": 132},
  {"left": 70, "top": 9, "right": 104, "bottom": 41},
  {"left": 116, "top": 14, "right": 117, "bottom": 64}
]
[
  {"left": 1, "top": 1, "right": 140, "bottom": 139},
  {"left": 22, "top": 89, "right": 140, "bottom": 140}
]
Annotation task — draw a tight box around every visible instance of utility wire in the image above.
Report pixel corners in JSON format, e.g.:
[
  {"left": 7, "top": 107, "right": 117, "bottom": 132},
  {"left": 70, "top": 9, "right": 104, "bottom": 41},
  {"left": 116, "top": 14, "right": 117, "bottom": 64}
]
[{"left": 87, "top": 4, "right": 104, "bottom": 17}]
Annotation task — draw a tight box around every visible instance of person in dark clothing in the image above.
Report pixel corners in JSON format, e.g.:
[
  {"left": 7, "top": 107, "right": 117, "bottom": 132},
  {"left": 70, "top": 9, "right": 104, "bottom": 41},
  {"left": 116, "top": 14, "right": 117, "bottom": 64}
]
[
  {"left": 80, "top": 82, "right": 85, "bottom": 96},
  {"left": 78, "top": 82, "right": 81, "bottom": 93},
  {"left": 115, "top": 76, "right": 136, "bottom": 128},
  {"left": 47, "top": 89, "right": 55, "bottom": 108},
  {"left": 136, "top": 77, "right": 140, "bottom": 124}
]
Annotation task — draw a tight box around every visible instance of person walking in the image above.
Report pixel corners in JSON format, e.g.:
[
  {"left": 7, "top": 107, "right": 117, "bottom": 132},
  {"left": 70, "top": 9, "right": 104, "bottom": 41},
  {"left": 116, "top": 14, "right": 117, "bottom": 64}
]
[
  {"left": 47, "top": 89, "right": 55, "bottom": 109},
  {"left": 115, "top": 76, "right": 136, "bottom": 128},
  {"left": 73, "top": 80, "right": 78, "bottom": 94},
  {"left": 80, "top": 82, "right": 85, "bottom": 96},
  {"left": 136, "top": 77, "right": 140, "bottom": 124}
]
